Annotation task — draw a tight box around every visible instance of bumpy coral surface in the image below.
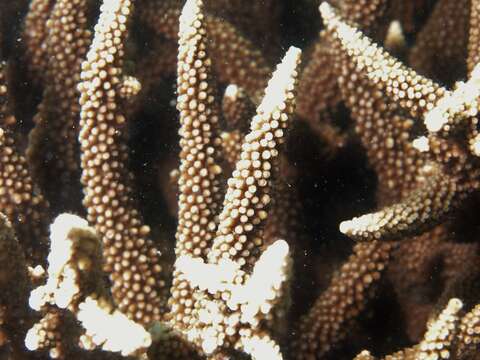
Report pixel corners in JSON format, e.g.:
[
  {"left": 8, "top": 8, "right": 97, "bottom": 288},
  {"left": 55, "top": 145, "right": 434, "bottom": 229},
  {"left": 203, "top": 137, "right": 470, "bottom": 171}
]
[{"left": 1, "top": 0, "right": 480, "bottom": 359}]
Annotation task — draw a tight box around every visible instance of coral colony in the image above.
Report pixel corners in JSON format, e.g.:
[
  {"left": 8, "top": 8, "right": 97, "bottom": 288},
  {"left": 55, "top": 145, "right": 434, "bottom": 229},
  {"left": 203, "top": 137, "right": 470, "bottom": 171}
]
[{"left": 1, "top": 0, "right": 480, "bottom": 359}]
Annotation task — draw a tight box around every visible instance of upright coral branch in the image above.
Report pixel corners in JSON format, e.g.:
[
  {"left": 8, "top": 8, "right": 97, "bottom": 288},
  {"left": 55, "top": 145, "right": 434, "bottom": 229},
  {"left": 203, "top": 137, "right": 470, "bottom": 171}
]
[
  {"left": 139, "top": 0, "right": 272, "bottom": 104},
  {"left": 0, "top": 62, "right": 50, "bottom": 266},
  {"left": 169, "top": 0, "right": 225, "bottom": 332},
  {"left": 78, "top": 0, "right": 169, "bottom": 326},
  {"left": 27, "top": 0, "right": 91, "bottom": 212},
  {"left": 209, "top": 46, "right": 301, "bottom": 269},
  {"left": 169, "top": 2, "right": 302, "bottom": 357},
  {"left": 174, "top": 0, "right": 224, "bottom": 260},
  {"left": 22, "top": 0, "right": 55, "bottom": 82},
  {"left": 416, "top": 298, "right": 463, "bottom": 359},
  {"left": 353, "top": 298, "right": 465, "bottom": 359},
  {"left": 292, "top": 241, "right": 394, "bottom": 359}
]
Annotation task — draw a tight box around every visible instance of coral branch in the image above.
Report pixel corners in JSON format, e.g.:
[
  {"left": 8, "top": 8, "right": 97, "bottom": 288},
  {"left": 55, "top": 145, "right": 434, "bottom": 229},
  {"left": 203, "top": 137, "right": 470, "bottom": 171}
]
[{"left": 78, "top": 0, "right": 169, "bottom": 326}]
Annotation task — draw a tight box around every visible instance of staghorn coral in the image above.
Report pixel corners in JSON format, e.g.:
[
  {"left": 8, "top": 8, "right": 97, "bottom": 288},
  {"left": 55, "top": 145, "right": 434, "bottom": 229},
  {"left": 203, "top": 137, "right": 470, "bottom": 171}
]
[
  {"left": 1, "top": 0, "right": 480, "bottom": 359},
  {"left": 321, "top": 2, "right": 480, "bottom": 242},
  {"left": 353, "top": 298, "right": 465, "bottom": 359},
  {"left": 168, "top": 1, "right": 301, "bottom": 357},
  {"left": 77, "top": 0, "right": 170, "bottom": 327},
  {"left": 26, "top": 0, "right": 91, "bottom": 212}
]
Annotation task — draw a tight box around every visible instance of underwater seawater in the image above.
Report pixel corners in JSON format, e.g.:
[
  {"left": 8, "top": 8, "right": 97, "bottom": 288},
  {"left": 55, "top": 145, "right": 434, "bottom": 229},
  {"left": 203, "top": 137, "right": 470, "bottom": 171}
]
[{"left": 0, "top": 0, "right": 479, "bottom": 359}]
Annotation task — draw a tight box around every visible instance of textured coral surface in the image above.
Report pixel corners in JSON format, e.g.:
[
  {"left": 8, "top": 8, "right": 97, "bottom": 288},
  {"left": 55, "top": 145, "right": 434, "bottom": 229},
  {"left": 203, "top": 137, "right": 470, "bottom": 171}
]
[{"left": 0, "top": 0, "right": 480, "bottom": 359}]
